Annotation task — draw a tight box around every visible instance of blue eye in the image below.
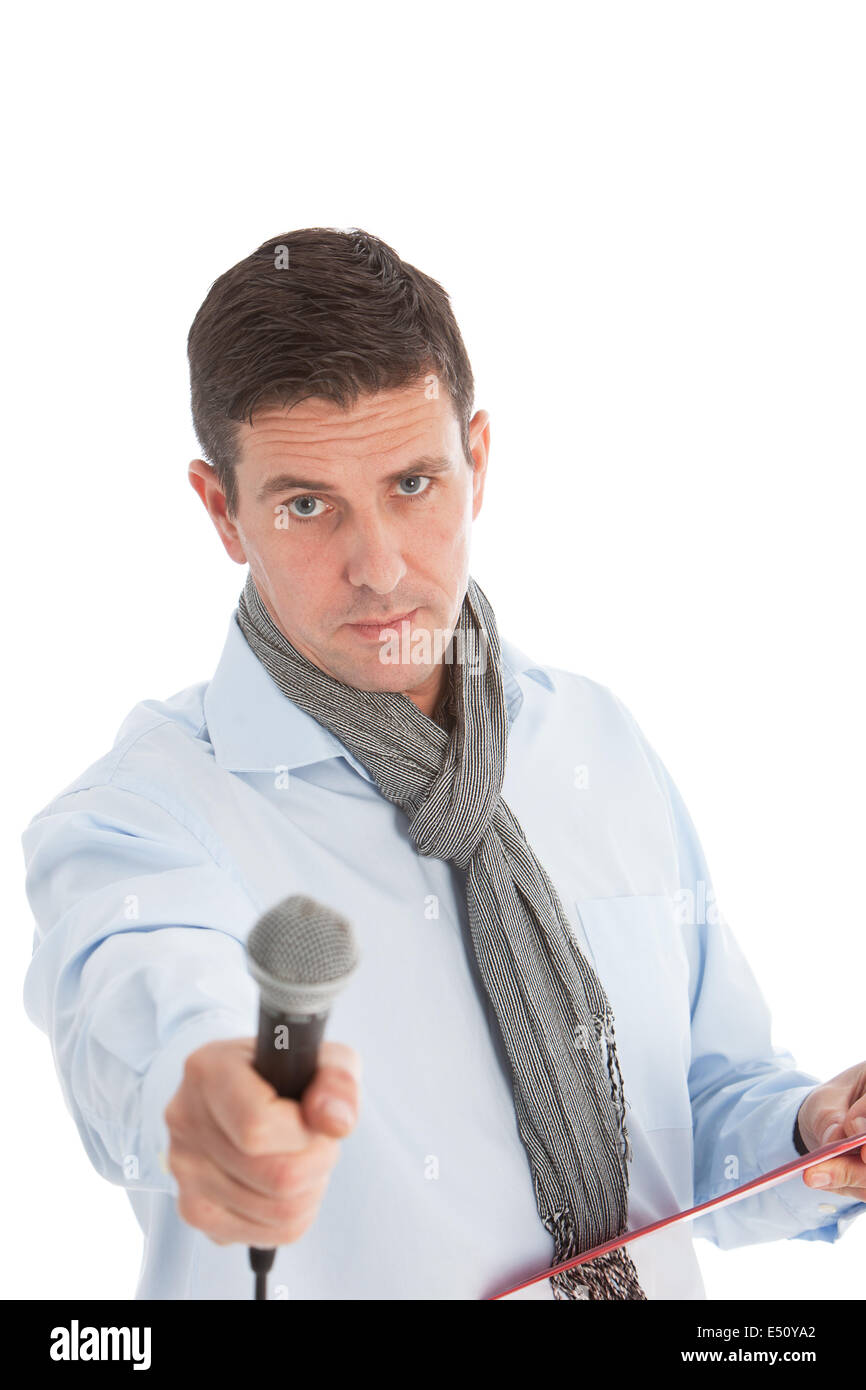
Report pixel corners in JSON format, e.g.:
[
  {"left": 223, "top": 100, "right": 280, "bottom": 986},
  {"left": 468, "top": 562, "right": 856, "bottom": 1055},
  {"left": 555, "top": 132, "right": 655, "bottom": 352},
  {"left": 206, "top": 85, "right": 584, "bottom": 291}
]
[
  {"left": 286, "top": 496, "right": 328, "bottom": 521},
  {"left": 397, "top": 475, "right": 431, "bottom": 496}
]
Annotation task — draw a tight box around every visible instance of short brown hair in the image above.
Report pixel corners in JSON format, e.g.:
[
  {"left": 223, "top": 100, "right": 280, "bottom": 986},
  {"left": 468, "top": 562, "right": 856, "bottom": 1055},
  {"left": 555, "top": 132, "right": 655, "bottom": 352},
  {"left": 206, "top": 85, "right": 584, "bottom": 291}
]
[{"left": 187, "top": 227, "right": 476, "bottom": 519}]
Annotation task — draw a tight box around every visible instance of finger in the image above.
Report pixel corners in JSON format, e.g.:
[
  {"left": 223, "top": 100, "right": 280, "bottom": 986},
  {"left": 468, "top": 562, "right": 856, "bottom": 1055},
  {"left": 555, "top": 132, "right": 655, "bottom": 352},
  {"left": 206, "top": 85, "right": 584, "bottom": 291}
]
[
  {"left": 177, "top": 1182, "right": 322, "bottom": 1248},
  {"left": 205, "top": 1101, "right": 339, "bottom": 1199},
  {"left": 825, "top": 1109, "right": 866, "bottom": 1163},
  {"left": 174, "top": 1069, "right": 339, "bottom": 1198},
  {"left": 842, "top": 1109, "right": 866, "bottom": 1143},
  {"left": 201, "top": 1046, "right": 319, "bottom": 1156},
  {"left": 317, "top": 1040, "right": 363, "bottom": 1084},
  {"left": 301, "top": 1043, "right": 363, "bottom": 1136},
  {"left": 802, "top": 1067, "right": 866, "bottom": 1147},
  {"left": 804, "top": 1153, "right": 866, "bottom": 1192},
  {"left": 807, "top": 1101, "right": 866, "bottom": 1149},
  {"left": 172, "top": 1145, "right": 330, "bottom": 1232},
  {"left": 174, "top": 1123, "right": 339, "bottom": 1203},
  {"left": 816, "top": 1115, "right": 845, "bottom": 1146}
]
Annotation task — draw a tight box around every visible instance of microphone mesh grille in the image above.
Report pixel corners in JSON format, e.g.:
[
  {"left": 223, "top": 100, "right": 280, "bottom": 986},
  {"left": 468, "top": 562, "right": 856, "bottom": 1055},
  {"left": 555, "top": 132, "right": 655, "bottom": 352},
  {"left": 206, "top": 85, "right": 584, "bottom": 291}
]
[{"left": 246, "top": 894, "right": 360, "bottom": 1016}]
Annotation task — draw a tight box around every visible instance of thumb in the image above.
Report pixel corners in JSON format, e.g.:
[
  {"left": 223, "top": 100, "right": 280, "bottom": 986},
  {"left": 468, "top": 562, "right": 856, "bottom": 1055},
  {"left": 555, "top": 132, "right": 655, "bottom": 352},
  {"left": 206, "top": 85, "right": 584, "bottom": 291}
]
[{"left": 300, "top": 1040, "right": 363, "bottom": 1138}]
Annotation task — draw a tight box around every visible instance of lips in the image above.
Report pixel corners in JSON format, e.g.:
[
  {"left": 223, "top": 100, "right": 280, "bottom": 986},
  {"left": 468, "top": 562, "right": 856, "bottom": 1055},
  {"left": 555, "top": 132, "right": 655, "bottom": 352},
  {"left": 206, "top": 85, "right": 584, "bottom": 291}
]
[
  {"left": 352, "top": 610, "right": 416, "bottom": 626},
  {"left": 348, "top": 608, "right": 419, "bottom": 638}
]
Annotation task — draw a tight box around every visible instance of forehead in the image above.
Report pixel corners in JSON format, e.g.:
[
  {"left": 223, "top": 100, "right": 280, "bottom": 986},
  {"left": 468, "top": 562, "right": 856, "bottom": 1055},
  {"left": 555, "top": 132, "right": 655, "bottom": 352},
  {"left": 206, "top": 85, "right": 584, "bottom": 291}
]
[{"left": 235, "top": 379, "right": 460, "bottom": 473}]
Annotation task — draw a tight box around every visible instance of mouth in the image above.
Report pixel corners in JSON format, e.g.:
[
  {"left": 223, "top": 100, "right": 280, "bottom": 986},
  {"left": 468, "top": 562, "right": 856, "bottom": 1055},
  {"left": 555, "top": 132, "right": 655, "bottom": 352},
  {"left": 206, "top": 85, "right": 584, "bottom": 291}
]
[{"left": 347, "top": 609, "right": 419, "bottom": 640}]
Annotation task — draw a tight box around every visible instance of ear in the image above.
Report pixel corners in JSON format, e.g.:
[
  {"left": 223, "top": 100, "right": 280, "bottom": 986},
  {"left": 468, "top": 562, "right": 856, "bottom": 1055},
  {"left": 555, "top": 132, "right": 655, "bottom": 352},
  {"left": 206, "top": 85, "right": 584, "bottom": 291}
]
[
  {"left": 188, "top": 459, "right": 247, "bottom": 564},
  {"left": 468, "top": 409, "right": 490, "bottom": 521}
]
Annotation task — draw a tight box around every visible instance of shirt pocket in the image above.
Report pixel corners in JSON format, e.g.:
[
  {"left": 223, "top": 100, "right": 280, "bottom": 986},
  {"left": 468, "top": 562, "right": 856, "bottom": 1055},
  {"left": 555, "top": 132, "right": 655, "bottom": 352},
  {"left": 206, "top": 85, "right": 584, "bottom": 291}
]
[{"left": 572, "top": 895, "right": 693, "bottom": 1132}]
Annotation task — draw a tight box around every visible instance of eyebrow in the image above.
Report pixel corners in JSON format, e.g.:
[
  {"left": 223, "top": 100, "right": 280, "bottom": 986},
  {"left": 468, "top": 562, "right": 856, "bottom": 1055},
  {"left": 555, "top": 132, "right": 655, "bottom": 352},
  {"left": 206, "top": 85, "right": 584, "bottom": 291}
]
[{"left": 255, "top": 454, "right": 454, "bottom": 504}]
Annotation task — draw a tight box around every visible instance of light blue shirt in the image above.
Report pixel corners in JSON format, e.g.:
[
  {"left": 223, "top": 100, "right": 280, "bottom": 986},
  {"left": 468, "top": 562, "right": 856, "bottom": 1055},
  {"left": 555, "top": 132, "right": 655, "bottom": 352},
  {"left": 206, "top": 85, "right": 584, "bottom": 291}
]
[{"left": 21, "top": 601, "right": 865, "bottom": 1299}]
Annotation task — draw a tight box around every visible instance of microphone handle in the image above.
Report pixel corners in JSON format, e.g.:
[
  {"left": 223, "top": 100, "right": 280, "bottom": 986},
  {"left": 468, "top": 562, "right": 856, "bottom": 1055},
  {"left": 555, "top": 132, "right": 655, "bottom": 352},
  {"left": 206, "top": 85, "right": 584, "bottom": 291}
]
[
  {"left": 249, "top": 1006, "right": 328, "bottom": 1296},
  {"left": 254, "top": 1006, "right": 328, "bottom": 1098}
]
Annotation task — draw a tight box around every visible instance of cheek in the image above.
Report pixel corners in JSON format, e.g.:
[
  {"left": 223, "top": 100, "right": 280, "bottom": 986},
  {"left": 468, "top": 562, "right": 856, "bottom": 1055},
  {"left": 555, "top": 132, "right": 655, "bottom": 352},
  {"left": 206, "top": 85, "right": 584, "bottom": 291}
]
[
  {"left": 259, "top": 523, "right": 320, "bottom": 583},
  {"left": 416, "top": 493, "right": 471, "bottom": 554},
  {"left": 249, "top": 536, "right": 326, "bottom": 626}
]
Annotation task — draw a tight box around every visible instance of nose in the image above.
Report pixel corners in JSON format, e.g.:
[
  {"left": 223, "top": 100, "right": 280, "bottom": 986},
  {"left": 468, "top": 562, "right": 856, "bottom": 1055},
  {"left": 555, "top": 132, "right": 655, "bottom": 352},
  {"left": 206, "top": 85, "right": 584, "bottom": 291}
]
[{"left": 344, "top": 509, "right": 407, "bottom": 596}]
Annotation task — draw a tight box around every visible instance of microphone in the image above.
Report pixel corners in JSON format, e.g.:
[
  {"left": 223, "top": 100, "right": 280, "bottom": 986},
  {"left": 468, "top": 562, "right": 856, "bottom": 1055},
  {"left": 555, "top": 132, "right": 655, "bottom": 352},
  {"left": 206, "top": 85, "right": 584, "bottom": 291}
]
[{"left": 244, "top": 893, "right": 361, "bottom": 1300}]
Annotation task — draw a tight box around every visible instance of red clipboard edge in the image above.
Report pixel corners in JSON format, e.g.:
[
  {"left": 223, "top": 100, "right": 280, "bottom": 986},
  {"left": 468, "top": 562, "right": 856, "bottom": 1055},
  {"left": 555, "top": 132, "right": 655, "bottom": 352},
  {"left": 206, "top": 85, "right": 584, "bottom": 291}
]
[{"left": 489, "top": 1129, "right": 866, "bottom": 1299}]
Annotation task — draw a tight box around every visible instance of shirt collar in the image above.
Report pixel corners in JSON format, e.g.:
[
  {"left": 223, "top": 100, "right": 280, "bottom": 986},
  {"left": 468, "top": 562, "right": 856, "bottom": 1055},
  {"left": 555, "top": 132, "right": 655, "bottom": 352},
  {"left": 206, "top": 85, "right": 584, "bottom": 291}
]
[{"left": 203, "top": 608, "right": 556, "bottom": 782}]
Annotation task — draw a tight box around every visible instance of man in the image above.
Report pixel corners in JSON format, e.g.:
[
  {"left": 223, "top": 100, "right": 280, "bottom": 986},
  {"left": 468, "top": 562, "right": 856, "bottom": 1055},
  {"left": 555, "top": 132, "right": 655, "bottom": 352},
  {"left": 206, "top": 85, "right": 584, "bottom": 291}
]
[{"left": 21, "top": 227, "right": 866, "bottom": 1300}]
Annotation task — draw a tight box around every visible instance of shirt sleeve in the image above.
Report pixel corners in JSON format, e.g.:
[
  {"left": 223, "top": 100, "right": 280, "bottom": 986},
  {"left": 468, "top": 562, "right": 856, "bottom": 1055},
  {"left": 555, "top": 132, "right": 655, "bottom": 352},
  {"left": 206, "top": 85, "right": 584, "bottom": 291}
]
[
  {"left": 612, "top": 695, "right": 866, "bottom": 1249},
  {"left": 21, "top": 782, "right": 260, "bottom": 1196}
]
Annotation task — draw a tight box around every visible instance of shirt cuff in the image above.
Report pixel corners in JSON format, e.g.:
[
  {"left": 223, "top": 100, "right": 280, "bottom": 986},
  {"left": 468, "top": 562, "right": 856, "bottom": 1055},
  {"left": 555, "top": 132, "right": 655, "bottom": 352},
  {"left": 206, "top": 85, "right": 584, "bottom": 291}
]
[{"left": 758, "top": 1085, "right": 866, "bottom": 1239}]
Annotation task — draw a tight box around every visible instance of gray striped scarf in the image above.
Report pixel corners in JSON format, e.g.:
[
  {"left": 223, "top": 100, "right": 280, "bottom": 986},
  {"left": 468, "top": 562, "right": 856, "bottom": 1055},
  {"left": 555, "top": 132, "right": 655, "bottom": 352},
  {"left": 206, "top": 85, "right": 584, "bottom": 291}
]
[{"left": 236, "top": 569, "right": 646, "bottom": 1300}]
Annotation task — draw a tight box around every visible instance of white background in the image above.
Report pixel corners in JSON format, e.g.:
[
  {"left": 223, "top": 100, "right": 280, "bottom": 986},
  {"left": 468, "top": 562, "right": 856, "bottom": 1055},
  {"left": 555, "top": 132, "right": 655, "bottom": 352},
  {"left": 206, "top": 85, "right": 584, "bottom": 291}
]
[{"left": 3, "top": 1, "right": 863, "bottom": 1301}]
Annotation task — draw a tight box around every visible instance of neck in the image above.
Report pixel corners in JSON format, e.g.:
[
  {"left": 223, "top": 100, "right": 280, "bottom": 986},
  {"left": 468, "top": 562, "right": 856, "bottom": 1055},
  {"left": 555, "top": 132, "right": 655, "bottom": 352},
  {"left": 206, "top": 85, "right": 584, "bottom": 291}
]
[{"left": 401, "top": 662, "right": 452, "bottom": 724}]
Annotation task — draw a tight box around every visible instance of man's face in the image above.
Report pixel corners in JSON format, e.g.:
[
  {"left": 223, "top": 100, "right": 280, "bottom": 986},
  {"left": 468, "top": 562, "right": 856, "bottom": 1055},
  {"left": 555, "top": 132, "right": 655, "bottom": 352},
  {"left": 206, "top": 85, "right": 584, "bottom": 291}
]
[{"left": 189, "top": 377, "right": 489, "bottom": 717}]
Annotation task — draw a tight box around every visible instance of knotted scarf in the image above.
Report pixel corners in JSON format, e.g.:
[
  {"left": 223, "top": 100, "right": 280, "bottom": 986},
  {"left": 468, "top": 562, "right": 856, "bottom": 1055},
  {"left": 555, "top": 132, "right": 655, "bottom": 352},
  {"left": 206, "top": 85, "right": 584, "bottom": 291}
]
[{"left": 236, "top": 569, "right": 646, "bottom": 1300}]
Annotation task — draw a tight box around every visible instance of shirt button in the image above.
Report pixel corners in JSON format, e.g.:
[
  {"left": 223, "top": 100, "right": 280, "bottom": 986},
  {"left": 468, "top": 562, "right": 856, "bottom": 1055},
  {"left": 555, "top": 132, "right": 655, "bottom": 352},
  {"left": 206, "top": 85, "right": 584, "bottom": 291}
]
[{"left": 817, "top": 1202, "right": 837, "bottom": 1214}]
